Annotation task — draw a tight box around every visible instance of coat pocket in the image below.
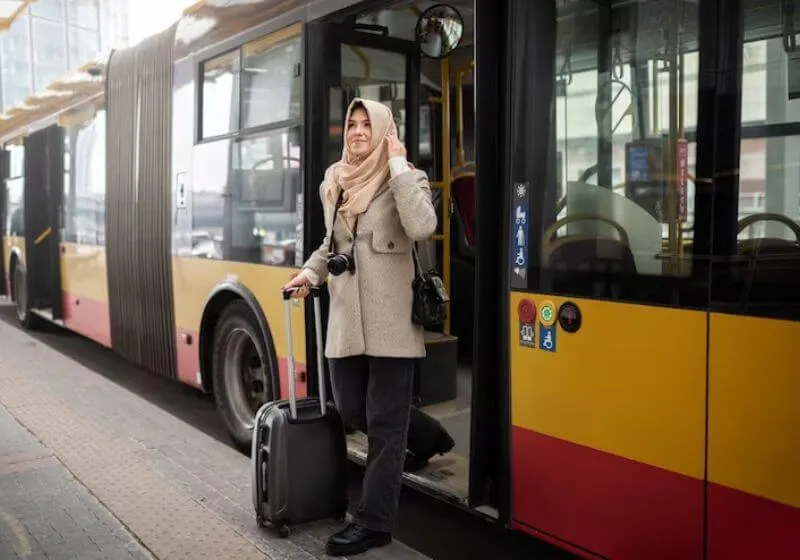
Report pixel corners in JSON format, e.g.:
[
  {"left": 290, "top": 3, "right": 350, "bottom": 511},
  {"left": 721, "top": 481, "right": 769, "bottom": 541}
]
[{"left": 370, "top": 229, "right": 411, "bottom": 254}]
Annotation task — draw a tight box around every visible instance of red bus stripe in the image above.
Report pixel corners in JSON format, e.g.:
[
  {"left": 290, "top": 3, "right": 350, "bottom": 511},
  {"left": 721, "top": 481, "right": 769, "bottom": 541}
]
[
  {"left": 511, "top": 425, "right": 704, "bottom": 560},
  {"left": 708, "top": 481, "right": 800, "bottom": 559}
]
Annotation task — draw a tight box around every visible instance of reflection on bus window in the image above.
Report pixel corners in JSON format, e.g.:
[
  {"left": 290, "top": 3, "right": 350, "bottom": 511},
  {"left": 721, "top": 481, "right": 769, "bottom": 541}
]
[
  {"left": 201, "top": 50, "right": 238, "bottom": 140},
  {"left": 738, "top": 36, "right": 800, "bottom": 240},
  {"left": 4, "top": 144, "right": 25, "bottom": 237},
  {"left": 719, "top": 1, "right": 800, "bottom": 315},
  {"left": 62, "top": 110, "right": 107, "bottom": 246},
  {"left": 190, "top": 129, "right": 302, "bottom": 266},
  {"left": 231, "top": 128, "right": 302, "bottom": 266},
  {"left": 547, "top": 0, "right": 698, "bottom": 279},
  {"left": 241, "top": 34, "right": 302, "bottom": 130}
]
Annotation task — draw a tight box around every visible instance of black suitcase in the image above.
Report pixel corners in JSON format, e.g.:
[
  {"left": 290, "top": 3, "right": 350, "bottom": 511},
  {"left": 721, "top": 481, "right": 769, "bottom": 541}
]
[{"left": 251, "top": 286, "right": 349, "bottom": 537}]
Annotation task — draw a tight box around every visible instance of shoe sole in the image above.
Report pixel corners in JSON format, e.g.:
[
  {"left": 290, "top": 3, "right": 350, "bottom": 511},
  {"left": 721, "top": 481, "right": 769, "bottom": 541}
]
[{"left": 325, "top": 535, "right": 392, "bottom": 557}]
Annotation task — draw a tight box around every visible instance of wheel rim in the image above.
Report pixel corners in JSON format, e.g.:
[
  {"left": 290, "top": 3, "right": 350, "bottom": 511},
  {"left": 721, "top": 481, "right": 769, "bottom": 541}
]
[
  {"left": 14, "top": 267, "right": 26, "bottom": 322},
  {"left": 223, "top": 327, "right": 270, "bottom": 432}
]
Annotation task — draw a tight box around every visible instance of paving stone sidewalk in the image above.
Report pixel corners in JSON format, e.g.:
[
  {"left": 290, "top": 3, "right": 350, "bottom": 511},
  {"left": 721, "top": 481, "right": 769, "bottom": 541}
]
[
  {"left": 0, "top": 314, "right": 428, "bottom": 560},
  {"left": 0, "top": 405, "right": 153, "bottom": 560}
]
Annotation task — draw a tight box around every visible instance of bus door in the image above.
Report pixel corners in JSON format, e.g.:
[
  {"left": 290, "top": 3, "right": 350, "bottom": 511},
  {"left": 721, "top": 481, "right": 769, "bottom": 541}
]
[
  {"left": 704, "top": 1, "right": 800, "bottom": 558},
  {"left": 503, "top": 0, "right": 713, "bottom": 558},
  {"left": 304, "top": 4, "right": 493, "bottom": 508},
  {"left": 303, "top": 20, "right": 421, "bottom": 390},
  {"left": 22, "top": 125, "right": 64, "bottom": 320}
]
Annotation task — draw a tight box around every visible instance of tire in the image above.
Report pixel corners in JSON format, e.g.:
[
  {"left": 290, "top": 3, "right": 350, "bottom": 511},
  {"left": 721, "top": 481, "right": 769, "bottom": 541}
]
[
  {"left": 212, "top": 299, "right": 276, "bottom": 452},
  {"left": 13, "top": 264, "right": 40, "bottom": 331}
]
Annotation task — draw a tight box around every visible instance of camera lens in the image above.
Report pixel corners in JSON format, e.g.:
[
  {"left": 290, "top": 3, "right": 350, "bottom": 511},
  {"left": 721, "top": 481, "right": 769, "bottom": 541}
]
[{"left": 327, "top": 253, "right": 351, "bottom": 276}]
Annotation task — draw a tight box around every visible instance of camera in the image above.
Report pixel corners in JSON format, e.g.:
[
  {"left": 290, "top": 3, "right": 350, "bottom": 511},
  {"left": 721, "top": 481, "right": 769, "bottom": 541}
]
[{"left": 327, "top": 252, "right": 355, "bottom": 276}]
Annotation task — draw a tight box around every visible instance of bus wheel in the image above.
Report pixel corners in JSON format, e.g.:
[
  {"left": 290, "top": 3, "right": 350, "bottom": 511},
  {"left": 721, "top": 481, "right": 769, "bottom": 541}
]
[
  {"left": 212, "top": 300, "right": 273, "bottom": 451},
  {"left": 13, "top": 264, "right": 39, "bottom": 330}
]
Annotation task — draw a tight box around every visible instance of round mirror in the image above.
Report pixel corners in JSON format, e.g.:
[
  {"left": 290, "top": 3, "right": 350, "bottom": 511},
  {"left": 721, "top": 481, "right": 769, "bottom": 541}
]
[{"left": 415, "top": 4, "right": 464, "bottom": 59}]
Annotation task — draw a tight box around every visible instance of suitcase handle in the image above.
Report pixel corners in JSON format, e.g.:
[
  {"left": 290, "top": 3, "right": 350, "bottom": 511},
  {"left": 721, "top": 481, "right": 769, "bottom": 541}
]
[{"left": 281, "top": 286, "right": 327, "bottom": 420}]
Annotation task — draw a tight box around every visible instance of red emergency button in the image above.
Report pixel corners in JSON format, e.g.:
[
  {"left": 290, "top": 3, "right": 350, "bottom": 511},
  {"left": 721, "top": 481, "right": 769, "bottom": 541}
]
[{"left": 518, "top": 298, "right": 536, "bottom": 324}]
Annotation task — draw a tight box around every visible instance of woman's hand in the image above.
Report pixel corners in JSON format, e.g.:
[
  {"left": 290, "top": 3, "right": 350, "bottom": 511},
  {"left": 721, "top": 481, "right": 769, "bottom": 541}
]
[
  {"left": 387, "top": 135, "right": 407, "bottom": 160},
  {"left": 283, "top": 274, "right": 311, "bottom": 299}
]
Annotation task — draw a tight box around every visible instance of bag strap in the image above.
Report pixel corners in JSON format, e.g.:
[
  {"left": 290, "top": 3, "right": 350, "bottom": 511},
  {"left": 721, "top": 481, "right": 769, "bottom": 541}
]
[
  {"left": 412, "top": 242, "right": 424, "bottom": 277},
  {"left": 329, "top": 191, "right": 358, "bottom": 255}
]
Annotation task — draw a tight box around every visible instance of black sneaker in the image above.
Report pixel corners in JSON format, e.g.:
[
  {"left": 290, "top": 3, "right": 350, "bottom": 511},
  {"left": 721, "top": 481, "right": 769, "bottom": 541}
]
[{"left": 325, "top": 523, "right": 392, "bottom": 556}]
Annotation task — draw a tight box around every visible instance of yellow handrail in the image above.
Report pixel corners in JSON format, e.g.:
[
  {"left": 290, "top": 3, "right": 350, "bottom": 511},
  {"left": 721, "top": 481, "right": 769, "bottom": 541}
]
[
  {"left": 454, "top": 60, "right": 474, "bottom": 168},
  {"left": 426, "top": 57, "right": 453, "bottom": 334}
]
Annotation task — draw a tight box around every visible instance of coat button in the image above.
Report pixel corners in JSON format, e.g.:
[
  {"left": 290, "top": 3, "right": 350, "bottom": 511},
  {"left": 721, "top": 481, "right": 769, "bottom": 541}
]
[
  {"left": 388, "top": 241, "right": 395, "bottom": 249},
  {"left": 346, "top": 236, "right": 353, "bottom": 243}
]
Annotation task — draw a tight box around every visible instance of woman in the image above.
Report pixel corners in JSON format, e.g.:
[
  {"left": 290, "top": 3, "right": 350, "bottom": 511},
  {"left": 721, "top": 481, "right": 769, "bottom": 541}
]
[{"left": 283, "top": 97, "right": 437, "bottom": 556}]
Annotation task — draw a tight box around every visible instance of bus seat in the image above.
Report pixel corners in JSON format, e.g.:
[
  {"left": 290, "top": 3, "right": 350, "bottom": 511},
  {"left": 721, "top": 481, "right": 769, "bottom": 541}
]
[
  {"left": 544, "top": 237, "right": 638, "bottom": 299},
  {"left": 736, "top": 238, "right": 800, "bottom": 298},
  {"left": 541, "top": 214, "right": 636, "bottom": 297},
  {"left": 734, "top": 213, "right": 800, "bottom": 303},
  {"left": 545, "top": 236, "right": 638, "bottom": 274},
  {"left": 451, "top": 171, "right": 476, "bottom": 249},
  {"left": 449, "top": 170, "right": 476, "bottom": 360},
  {"left": 738, "top": 237, "right": 800, "bottom": 255}
]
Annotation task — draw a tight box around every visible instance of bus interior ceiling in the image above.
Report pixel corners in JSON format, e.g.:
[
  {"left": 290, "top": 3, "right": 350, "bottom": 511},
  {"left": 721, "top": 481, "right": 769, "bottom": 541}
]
[{"left": 336, "top": 0, "right": 476, "bottom": 502}]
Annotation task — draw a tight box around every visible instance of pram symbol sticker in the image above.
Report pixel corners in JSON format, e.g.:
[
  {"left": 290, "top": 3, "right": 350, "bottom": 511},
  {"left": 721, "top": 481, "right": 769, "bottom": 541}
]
[{"left": 518, "top": 298, "right": 536, "bottom": 348}]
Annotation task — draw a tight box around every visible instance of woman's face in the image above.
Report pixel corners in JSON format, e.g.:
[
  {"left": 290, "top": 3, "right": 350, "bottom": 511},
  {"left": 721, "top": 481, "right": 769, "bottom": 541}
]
[{"left": 347, "top": 107, "right": 372, "bottom": 157}]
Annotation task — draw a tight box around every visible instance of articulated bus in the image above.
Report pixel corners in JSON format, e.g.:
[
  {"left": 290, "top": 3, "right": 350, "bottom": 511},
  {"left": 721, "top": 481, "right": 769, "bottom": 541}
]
[{"left": 1, "top": 0, "right": 798, "bottom": 557}]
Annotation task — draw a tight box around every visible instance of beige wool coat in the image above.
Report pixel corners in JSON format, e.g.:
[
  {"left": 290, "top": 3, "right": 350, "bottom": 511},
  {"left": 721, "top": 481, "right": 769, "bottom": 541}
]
[{"left": 298, "top": 165, "right": 437, "bottom": 359}]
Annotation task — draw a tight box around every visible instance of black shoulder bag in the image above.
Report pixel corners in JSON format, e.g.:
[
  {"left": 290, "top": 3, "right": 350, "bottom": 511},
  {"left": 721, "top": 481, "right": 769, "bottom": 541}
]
[{"left": 411, "top": 243, "right": 449, "bottom": 329}]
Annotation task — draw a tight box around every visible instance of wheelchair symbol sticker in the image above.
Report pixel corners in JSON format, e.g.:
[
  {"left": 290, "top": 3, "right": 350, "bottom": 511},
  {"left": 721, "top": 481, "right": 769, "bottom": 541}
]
[{"left": 539, "top": 324, "right": 557, "bottom": 353}]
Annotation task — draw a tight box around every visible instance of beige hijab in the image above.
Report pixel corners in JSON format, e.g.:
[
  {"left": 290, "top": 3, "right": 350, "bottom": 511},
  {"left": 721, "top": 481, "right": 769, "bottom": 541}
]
[{"left": 324, "top": 98, "right": 397, "bottom": 230}]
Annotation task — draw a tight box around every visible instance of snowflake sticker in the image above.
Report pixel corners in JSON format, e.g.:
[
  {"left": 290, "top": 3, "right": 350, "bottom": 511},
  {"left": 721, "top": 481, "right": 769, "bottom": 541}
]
[{"left": 516, "top": 183, "right": 527, "bottom": 198}]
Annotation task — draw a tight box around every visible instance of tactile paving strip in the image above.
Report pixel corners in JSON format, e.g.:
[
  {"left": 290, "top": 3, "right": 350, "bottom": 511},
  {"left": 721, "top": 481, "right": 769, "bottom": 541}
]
[{"left": 0, "top": 349, "right": 271, "bottom": 559}]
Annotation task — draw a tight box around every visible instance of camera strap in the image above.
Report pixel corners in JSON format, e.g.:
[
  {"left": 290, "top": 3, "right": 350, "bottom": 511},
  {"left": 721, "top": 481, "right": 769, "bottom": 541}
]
[{"left": 328, "top": 191, "right": 359, "bottom": 255}]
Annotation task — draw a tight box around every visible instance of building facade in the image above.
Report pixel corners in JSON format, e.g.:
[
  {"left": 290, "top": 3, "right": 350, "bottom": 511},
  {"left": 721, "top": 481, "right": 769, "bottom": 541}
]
[{"left": 0, "top": 0, "right": 129, "bottom": 110}]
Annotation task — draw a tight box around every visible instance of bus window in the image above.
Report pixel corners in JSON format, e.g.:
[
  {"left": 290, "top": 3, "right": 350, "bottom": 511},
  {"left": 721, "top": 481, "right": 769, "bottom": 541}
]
[
  {"left": 5, "top": 144, "right": 25, "bottom": 237},
  {"left": 539, "top": 0, "right": 702, "bottom": 300},
  {"left": 62, "top": 109, "right": 107, "bottom": 247},
  {"left": 192, "top": 26, "right": 304, "bottom": 267},
  {"left": 240, "top": 32, "right": 302, "bottom": 130},
  {"left": 200, "top": 50, "right": 239, "bottom": 140},
  {"left": 711, "top": 0, "right": 800, "bottom": 318}
]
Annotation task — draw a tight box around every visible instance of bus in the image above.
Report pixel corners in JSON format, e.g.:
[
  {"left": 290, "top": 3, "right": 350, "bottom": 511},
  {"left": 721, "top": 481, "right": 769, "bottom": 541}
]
[{"left": 1, "top": 0, "right": 798, "bottom": 558}]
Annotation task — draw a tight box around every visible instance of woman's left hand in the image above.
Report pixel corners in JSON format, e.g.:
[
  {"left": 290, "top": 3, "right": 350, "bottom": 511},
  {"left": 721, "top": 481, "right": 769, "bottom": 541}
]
[{"left": 387, "top": 135, "right": 407, "bottom": 159}]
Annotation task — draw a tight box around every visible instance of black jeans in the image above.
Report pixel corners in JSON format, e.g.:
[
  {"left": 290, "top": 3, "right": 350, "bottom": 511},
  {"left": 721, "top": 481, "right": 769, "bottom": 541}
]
[{"left": 328, "top": 355, "right": 414, "bottom": 533}]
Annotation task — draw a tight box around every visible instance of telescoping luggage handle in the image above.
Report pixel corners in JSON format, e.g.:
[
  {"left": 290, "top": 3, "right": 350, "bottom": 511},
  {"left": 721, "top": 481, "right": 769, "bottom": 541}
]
[{"left": 281, "top": 286, "right": 327, "bottom": 420}]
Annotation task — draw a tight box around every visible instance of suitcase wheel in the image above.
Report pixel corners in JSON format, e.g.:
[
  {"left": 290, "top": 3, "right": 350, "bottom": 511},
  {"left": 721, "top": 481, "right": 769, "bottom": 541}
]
[{"left": 278, "top": 524, "right": 291, "bottom": 538}]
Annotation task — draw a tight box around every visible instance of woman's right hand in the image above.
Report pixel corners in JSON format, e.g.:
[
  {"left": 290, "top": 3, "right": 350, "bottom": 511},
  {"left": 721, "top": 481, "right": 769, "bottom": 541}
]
[{"left": 283, "top": 274, "right": 312, "bottom": 299}]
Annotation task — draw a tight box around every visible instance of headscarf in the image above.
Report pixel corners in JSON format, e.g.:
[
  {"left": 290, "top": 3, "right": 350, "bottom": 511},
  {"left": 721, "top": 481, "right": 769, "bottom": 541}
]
[{"left": 324, "top": 97, "right": 397, "bottom": 230}]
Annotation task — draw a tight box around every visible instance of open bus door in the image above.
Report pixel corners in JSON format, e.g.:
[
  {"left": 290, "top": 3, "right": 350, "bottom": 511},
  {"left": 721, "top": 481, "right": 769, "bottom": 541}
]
[
  {"left": 21, "top": 125, "right": 64, "bottom": 324},
  {"left": 304, "top": 1, "right": 509, "bottom": 520},
  {"left": 303, "top": 17, "right": 421, "bottom": 403}
]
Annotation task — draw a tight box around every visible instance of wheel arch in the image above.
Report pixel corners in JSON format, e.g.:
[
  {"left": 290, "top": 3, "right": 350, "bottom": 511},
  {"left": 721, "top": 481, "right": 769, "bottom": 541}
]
[{"left": 198, "top": 280, "right": 281, "bottom": 400}]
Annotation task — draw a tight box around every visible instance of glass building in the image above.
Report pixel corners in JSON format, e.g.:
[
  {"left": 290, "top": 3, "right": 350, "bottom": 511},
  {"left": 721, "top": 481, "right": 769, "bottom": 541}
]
[{"left": 0, "top": 0, "right": 129, "bottom": 110}]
